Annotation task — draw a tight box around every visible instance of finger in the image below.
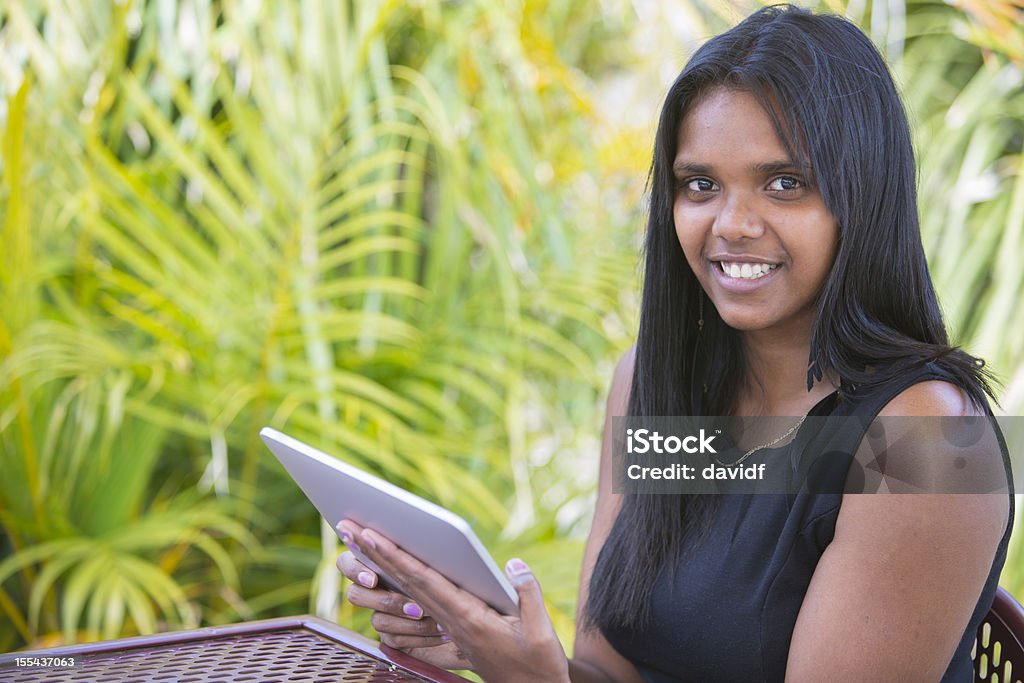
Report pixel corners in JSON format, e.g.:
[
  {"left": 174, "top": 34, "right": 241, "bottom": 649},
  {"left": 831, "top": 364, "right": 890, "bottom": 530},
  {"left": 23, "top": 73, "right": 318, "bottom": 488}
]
[
  {"left": 345, "top": 583, "right": 427, "bottom": 620},
  {"left": 336, "top": 521, "right": 380, "bottom": 588},
  {"left": 335, "top": 550, "right": 378, "bottom": 588},
  {"left": 379, "top": 632, "right": 451, "bottom": 650},
  {"left": 358, "top": 527, "right": 488, "bottom": 621},
  {"left": 337, "top": 518, "right": 366, "bottom": 538},
  {"left": 380, "top": 643, "right": 473, "bottom": 672},
  {"left": 371, "top": 611, "right": 444, "bottom": 638},
  {"left": 505, "top": 558, "right": 553, "bottom": 630},
  {"left": 336, "top": 520, "right": 365, "bottom": 554}
]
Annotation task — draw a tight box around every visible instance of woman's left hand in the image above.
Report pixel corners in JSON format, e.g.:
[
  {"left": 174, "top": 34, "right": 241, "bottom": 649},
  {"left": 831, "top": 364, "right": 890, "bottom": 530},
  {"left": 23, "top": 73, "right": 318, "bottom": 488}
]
[{"left": 336, "top": 519, "right": 570, "bottom": 683}]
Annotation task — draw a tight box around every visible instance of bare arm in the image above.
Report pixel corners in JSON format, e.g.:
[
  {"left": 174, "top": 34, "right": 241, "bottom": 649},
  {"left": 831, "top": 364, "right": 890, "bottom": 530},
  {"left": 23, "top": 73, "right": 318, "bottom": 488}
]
[
  {"left": 785, "top": 381, "right": 1010, "bottom": 681},
  {"left": 336, "top": 346, "right": 645, "bottom": 680},
  {"left": 569, "top": 345, "right": 646, "bottom": 683}
]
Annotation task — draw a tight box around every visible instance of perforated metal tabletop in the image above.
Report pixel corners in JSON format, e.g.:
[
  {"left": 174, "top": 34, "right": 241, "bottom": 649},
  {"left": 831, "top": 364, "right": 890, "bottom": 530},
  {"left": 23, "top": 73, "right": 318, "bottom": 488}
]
[{"left": 0, "top": 615, "right": 468, "bottom": 682}]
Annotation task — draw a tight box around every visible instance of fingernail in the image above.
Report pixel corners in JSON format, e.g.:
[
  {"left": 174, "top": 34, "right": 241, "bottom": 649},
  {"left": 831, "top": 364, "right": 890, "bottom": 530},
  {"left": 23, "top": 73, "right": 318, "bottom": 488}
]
[
  {"left": 361, "top": 529, "right": 378, "bottom": 550},
  {"left": 349, "top": 541, "right": 362, "bottom": 554},
  {"left": 402, "top": 602, "right": 423, "bottom": 618},
  {"left": 339, "top": 530, "right": 352, "bottom": 544},
  {"left": 357, "top": 571, "right": 376, "bottom": 588},
  {"left": 506, "top": 558, "right": 529, "bottom": 575},
  {"left": 436, "top": 623, "right": 445, "bottom": 633},
  {"left": 441, "top": 635, "right": 450, "bottom": 642}
]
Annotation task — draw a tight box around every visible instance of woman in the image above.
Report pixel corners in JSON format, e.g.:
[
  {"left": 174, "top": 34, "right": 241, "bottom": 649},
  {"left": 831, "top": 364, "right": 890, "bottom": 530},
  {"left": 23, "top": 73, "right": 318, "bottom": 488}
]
[{"left": 336, "top": 5, "right": 1013, "bottom": 681}]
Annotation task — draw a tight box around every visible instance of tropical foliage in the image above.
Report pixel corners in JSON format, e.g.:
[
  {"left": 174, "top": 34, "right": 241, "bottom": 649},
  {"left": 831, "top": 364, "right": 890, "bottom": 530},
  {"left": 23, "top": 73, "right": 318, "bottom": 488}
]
[{"left": 0, "top": 0, "right": 1021, "bottom": 662}]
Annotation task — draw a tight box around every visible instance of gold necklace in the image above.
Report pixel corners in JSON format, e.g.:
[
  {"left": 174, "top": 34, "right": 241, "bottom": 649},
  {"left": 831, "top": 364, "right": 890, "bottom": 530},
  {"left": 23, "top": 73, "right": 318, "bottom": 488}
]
[{"left": 713, "top": 414, "right": 807, "bottom": 467}]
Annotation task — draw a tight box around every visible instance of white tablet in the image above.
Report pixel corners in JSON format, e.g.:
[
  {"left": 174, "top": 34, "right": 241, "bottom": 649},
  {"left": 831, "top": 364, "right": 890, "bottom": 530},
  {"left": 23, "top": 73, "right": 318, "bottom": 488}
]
[{"left": 259, "top": 427, "right": 520, "bottom": 616}]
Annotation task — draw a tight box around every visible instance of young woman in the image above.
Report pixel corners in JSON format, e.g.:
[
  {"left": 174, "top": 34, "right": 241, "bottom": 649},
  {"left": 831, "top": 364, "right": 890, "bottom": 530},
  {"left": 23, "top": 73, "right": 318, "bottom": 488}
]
[{"left": 336, "top": 5, "right": 1013, "bottom": 681}]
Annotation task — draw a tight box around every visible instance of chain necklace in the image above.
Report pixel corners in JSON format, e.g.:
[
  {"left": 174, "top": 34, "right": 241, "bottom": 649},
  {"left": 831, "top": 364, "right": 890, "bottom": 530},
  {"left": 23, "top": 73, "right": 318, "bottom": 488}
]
[{"left": 713, "top": 414, "right": 807, "bottom": 468}]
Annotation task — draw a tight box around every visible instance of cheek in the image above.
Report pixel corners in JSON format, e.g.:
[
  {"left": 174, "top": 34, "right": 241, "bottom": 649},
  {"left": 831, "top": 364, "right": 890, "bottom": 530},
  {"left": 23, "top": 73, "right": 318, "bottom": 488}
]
[
  {"left": 793, "top": 217, "right": 840, "bottom": 287},
  {"left": 673, "top": 203, "right": 705, "bottom": 268},
  {"left": 815, "top": 215, "right": 840, "bottom": 269}
]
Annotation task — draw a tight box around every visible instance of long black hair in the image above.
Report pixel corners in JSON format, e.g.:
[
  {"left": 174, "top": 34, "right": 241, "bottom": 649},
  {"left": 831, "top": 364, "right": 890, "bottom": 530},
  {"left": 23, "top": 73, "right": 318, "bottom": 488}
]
[{"left": 585, "top": 3, "right": 994, "bottom": 633}]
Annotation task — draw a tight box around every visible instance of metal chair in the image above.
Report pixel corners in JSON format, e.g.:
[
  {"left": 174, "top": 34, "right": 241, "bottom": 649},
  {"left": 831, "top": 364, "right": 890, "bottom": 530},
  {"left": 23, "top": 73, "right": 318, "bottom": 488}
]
[{"left": 975, "top": 586, "right": 1024, "bottom": 682}]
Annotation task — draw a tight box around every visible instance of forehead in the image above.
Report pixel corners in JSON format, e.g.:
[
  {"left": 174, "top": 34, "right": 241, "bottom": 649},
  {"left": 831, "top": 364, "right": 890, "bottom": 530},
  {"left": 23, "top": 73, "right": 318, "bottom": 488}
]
[{"left": 674, "top": 87, "right": 791, "bottom": 164}]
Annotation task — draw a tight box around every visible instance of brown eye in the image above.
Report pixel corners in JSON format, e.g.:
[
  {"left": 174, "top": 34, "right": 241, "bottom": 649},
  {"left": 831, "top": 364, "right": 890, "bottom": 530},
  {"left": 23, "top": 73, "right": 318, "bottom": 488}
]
[
  {"left": 767, "top": 176, "right": 802, "bottom": 192},
  {"left": 686, "top": 178, "right": 717, "bottom": 193}
]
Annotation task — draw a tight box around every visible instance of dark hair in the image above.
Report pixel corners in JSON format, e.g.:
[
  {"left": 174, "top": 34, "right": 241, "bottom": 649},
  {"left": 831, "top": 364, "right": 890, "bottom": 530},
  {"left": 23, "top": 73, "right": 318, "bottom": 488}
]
[{"left": 585, "top": 3, "right": 994, "bottom": 633}]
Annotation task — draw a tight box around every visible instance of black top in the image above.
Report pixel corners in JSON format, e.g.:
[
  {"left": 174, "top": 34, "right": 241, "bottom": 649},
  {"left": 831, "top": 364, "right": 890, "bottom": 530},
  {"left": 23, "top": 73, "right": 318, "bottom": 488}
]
[{"left": 600, "top": 363, "right": 1014, "bottom": 682}]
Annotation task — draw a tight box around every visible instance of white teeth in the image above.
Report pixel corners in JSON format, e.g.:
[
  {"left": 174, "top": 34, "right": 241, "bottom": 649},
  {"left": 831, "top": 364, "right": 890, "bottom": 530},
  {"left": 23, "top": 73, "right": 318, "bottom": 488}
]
[{"left": 719, "top": 262, "right": 778, "bottom": 280}]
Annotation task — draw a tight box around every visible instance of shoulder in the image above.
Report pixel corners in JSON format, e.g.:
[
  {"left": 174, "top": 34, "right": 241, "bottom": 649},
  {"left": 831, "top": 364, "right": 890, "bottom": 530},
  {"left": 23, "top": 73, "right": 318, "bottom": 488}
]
[
  {"left": 860, "top": 378, "right": 1003, "bottom": 501},
  {"left": 877, "top": 379, "right": 980, "bottom": 418},
  {"left": 836, "top": 377, "right": 1009, "bottom": 560}
]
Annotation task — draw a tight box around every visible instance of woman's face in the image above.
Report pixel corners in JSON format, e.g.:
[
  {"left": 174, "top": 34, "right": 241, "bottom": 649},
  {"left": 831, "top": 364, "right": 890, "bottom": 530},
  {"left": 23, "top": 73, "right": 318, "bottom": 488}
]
[{"left": 673, "top": 87, "right": 839, "bottom": 337}]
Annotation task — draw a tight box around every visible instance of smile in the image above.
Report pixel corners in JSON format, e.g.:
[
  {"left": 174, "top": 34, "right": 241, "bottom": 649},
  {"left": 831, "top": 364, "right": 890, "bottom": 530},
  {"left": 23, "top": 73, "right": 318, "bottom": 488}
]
[{"left": 718, "top": 261, "right": 780, "bottom": 280}]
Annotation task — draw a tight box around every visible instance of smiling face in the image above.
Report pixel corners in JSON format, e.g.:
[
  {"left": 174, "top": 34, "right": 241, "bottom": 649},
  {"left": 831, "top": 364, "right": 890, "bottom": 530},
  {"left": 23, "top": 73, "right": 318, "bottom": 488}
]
[{"left": 673, "top": 87, "right": 839, "bottom": 338}]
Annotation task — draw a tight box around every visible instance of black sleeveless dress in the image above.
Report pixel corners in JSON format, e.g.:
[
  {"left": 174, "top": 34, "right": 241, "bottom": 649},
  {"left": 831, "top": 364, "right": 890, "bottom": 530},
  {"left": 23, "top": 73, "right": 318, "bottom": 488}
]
[{"left": 600, "top": 363, "right": 1014, "bottom": 682}]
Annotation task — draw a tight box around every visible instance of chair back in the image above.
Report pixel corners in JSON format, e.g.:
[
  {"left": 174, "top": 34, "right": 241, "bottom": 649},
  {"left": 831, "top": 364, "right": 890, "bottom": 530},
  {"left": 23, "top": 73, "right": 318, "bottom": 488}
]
[{"left": 975, "top": 586, "right": 1024, "bottom": 682}]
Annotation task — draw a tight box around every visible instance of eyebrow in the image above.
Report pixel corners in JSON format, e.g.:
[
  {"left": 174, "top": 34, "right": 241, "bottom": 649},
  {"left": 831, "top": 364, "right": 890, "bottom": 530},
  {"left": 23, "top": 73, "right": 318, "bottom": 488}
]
[{"left": 671, "top": 159, "right": 805, "bottom": 177}]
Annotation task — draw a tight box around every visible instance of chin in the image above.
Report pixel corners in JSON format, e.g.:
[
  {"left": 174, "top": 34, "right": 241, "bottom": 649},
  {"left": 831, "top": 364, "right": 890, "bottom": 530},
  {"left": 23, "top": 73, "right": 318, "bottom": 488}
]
[
  {"left": 717, "top": 316, "right": 770, "bottom": 332},
  {"left": 712, "top": 306, "right": 774, "bottom": 332},
  {"left": 713, "top": 305, "right": 815, "bottom": 337}
]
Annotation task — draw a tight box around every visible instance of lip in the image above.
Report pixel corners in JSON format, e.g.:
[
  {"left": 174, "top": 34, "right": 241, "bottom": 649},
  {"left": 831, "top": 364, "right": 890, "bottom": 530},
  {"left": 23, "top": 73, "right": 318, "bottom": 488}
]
[{"left": 708, "top": 258, "right": 782, "bottom": 293}]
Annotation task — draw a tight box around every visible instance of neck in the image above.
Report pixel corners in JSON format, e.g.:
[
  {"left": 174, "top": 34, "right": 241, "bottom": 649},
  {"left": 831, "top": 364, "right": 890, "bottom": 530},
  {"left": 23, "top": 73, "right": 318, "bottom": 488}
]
[{"left": 735, "top": 324, "right": 835, "bottom": 416}]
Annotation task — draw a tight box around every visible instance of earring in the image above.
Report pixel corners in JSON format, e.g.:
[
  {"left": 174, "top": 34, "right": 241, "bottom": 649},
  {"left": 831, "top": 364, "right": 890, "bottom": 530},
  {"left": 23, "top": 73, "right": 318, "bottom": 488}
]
[{"left": 693, "top": 291, "right": 708, "bottom": 399}]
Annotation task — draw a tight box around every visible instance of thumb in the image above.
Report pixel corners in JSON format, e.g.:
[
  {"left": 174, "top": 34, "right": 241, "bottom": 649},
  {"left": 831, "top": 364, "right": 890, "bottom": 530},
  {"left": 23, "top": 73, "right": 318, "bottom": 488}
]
[{"left": 505, "top": 558, "right": 549, "bottom": 626}]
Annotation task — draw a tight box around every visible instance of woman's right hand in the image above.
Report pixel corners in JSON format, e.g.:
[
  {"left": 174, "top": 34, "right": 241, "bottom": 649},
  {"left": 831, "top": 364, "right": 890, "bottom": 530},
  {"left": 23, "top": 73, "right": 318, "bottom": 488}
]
[{"left": 336, "top": 549, "right": 474, "bottom": 670}]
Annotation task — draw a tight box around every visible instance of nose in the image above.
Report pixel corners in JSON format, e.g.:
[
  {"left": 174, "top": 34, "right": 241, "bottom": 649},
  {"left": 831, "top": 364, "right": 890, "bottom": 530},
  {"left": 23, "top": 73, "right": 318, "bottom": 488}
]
[{"left": 711, "top": 192, "right": 765, "bottom": 241}]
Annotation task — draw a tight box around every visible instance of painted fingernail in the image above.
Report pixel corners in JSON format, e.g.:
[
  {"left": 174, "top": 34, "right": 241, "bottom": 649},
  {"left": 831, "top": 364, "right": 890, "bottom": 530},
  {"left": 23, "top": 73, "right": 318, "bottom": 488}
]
[
  {"left": 506, "top": 558, "right": 529, "bottom": 575},
  {"left": 339, "top": 530, "right": 352, "bottom": 544},
  {"left": 361, "top": 529, "right": 378, "bottom": 550},
  {"left": 349, "top": 541, "right": 362, "bottom": 554},
  {"left": 402, "top": 602, "right": 423, "bottom": 619},
  {"left": 357, "top": 571, "right": 376, "bottom": 588},
  {"left": 436, "top": 623, "right": 445, "bottom": 633},
  {"left": 441, "top": 635, "right": 450, "bottom": 642}
]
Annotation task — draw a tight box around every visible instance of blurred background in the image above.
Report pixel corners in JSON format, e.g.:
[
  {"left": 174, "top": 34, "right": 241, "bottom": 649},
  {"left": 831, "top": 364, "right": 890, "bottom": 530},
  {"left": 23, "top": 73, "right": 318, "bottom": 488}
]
[{"left": 1, "top": 0, "right": 1022, "bottom": 658}]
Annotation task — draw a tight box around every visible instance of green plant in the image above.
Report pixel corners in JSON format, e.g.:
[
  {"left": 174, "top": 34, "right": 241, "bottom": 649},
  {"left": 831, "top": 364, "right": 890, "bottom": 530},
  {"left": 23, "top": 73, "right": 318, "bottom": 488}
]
[
  {"left": 0, "top": 0, "right": 634, "bottom": 651},
  {"left": 1, "top": 0, "right": 1020, "bottom": 659}
]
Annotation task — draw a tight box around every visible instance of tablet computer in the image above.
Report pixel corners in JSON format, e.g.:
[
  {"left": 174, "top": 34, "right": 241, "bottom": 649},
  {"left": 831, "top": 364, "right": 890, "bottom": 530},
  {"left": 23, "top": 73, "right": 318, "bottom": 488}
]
[{"left": 259, "top": 427, "right": 520, "bottom": 616}]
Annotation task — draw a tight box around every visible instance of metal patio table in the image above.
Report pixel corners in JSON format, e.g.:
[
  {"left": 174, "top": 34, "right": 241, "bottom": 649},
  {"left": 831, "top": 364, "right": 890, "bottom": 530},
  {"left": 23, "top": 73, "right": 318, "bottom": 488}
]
[{"left": 0, "top": 615, "right": 469, "bottom": 682}]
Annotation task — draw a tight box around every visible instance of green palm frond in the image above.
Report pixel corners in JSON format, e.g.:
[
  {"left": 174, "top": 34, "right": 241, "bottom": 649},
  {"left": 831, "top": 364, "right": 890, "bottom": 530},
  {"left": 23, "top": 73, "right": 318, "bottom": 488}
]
[
  {"left": 2, "top": 0, "right": 1019, "bottom": 654},
  {"left": 1, "top": 0, "right": 632, "bottom": 648},
  {"left": 0, "top": 499, "right": 256, "bottom": 642}
]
